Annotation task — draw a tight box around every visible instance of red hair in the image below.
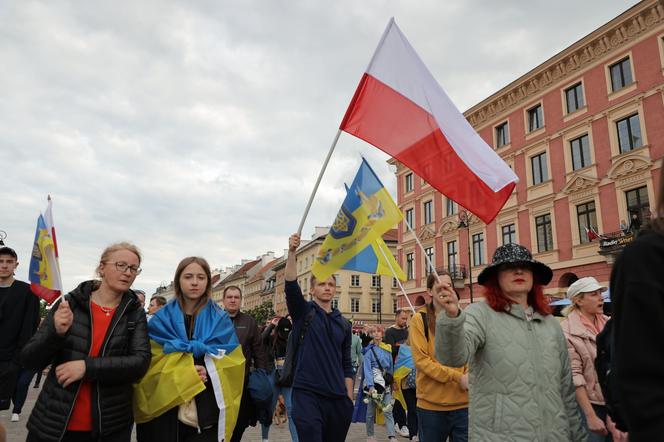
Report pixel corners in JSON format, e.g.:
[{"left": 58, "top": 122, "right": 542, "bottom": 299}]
[{"left": 481, "top": 275, "right": 552, "bottom": 316}]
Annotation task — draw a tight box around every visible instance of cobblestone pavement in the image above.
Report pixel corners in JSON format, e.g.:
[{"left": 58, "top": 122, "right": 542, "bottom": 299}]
[{"left": 0, "top": 384, "right": 402, "bottom": 441}]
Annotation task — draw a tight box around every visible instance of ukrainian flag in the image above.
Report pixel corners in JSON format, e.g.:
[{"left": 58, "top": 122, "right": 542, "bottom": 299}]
[
  {"left": 29, "top": 209, "right": 62, "bottom": 304},
  {"left": 134, "top": 300, "right": 245, "bottom": 442},
  {"left": 312, "top": 158, "right": 403, "bottom": 282},
  {"left": 392, "top": 344, "right": 415, "bottom": 410}
]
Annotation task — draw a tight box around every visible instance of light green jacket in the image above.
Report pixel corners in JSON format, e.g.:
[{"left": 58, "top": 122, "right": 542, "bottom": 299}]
[{"left": 435, "top": 301, "right": 586, "bottom": 442}]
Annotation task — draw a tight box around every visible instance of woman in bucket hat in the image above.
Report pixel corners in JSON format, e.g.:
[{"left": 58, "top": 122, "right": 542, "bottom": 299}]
[
  {"left": 560, "top": 277, "right": 621, "bottom": 441},
  {"left": 433, "top": 243, "right": 586, "bottom": 441}
]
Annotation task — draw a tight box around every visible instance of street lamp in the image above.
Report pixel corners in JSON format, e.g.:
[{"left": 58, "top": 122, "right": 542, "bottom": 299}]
[
  {"left": 0, "top": 230, "right": 6, "bottom": 246},
  {"left": 457, "top": 211, "right": 474, "bottom": 303},
  {"left": 375, "top": 277, "right": 382, "bottom": 324}
]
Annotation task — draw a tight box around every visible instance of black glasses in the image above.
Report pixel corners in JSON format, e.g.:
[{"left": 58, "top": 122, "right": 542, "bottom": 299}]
[{"left": 107, "top": 261, "right": 142, "bottom": 275}]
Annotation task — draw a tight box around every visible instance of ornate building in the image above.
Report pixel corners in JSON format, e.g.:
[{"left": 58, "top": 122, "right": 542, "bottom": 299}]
[{"left": 394, "top": 0, "right": 664, "bottom": 306}]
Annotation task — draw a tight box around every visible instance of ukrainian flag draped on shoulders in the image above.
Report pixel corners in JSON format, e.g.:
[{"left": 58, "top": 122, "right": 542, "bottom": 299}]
[
  {"left": 312, "top": 158, "right": 404, "bottom": 282},
  {"left": 134, "top": 299, "right": 245, "bottom": 442}
]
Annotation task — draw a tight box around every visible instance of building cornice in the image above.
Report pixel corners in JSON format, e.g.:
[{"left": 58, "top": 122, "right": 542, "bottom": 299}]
[{"left": 464, "top": 0, "right": 664, "bottom": 129}]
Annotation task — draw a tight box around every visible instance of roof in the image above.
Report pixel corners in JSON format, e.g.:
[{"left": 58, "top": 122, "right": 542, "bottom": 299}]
[
  {"left": 246, "top": 259, "right": 278, "bottom": 284},
  {"left": 222, "top": 259, "right": 260, "bottom": 283}
]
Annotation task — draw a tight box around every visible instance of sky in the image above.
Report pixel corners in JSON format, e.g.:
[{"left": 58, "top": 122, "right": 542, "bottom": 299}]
[{"left": 1, "top": 0, "right": 639, "bottom": 295}]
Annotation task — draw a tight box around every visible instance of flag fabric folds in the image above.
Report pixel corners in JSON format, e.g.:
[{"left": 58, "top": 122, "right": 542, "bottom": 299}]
[
  {"left": 340, "top": 18, "right": 518, "bottom": 224},
  {"left": 392, "top": 344, "right": 415, "bottom": 410},
  {"left": 29, "top": 197, "right": 63, "bottom": 304},
  {"left": 134, "top": 300, "right": 245, "bottom": 442},
  {"left": 342, "top": 237, "right": 406, "bottom": 281},
  {"left": 312, "top": 158, "right": 403, "bottom": 283}
]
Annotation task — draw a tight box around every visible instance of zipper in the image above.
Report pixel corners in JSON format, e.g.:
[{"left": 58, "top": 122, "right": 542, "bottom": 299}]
[
  {"left": 57, "top": 298, "right": 94, "bottom": 442},
  {"left": 96, "top": 299, "right": 131, "bottom": 436}
]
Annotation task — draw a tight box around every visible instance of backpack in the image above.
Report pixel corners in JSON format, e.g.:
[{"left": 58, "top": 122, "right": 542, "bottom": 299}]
[
  {"left": 595, "top": 318, "right": 627, "bottom": 431},
  {"left": 276, "top": 308, "right": 315, "bottom": 387}
]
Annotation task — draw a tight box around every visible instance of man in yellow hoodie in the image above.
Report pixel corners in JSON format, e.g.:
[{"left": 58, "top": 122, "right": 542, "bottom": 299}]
[{"left": 409, "top": 272, "right": 469, "bottom": 441}]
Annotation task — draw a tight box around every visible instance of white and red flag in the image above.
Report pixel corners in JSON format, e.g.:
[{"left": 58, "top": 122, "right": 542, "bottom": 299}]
[{"left": 340, "top": 18, "right": 518, "bottom": 224}]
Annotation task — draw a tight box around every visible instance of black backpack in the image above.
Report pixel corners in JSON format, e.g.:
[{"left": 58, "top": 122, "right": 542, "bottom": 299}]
[
  {"left": 276, "top": 309, "right": 315, "bottom": 387},
  {"left": 595, "top": 318, "right": 627, "bottom": 431}
]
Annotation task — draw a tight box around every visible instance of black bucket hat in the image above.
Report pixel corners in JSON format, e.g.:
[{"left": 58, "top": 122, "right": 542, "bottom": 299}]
[{"left": 477, "top": 243, "right": 553, "bottom": 286}]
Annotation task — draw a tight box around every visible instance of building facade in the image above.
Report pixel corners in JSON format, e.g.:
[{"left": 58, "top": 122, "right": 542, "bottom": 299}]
[
  {"left": 394, "top": 0, "right": 664, "bottom": 306},
  {"left": 273, "top": 228, "right": 403, "bottom": 325}
]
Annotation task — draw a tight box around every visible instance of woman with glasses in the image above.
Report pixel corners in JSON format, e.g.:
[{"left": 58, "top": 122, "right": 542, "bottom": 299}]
[
  {"left": 21, "top": 242, "right": 151, "bottom": 442},
  {"left": 434, "top": 243, "right": 586, "bottom": 441}
]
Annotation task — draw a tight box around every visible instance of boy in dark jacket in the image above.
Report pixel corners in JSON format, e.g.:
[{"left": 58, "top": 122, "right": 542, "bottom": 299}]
[{"left": 285, "top": 233, "right": 354, "bottom": 442}]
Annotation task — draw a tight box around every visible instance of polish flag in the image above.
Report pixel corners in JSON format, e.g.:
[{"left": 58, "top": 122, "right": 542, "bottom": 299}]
[{"left": 340, "top": 18, "right": 518, "bottom": 224}]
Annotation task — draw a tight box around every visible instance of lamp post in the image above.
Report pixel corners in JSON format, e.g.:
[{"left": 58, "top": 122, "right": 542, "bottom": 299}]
[
  {"left": 0, "top": 230, "right": 6, "bottom": 246},
  {"left": 375, "top": 276, "right": 382, "bottom": 324},
  {"left": 458, "top": 211, "right": 474, "bottom": 303}
]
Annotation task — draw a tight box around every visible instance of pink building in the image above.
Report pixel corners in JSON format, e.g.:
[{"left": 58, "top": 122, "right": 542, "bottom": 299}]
[{"left": 394, "top": 0, "right": 664, "bottom": 307}]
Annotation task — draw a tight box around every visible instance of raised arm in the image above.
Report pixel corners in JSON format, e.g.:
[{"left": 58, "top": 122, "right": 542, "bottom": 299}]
[
  {"left": 285, "top": 233, "right": 307, "bottom": 320},
  {"left": 435, "top": 305, "right": 486, "bottom": 368}
]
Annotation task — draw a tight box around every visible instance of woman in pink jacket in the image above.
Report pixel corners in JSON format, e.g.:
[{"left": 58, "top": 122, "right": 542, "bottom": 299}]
[{"left": 561, "top": 277, "right": 624, "bottom": 441}]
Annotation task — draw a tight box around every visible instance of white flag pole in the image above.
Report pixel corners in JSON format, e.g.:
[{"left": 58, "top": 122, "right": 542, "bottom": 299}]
[
  {"left": 297, "top": 129, "right": 343, "bottom": 235},
  {"left": 403, "top": 217, "right": 441, "bottom": 284},
  {"left": 375, "top": 239, "right": 416, "bottom": 314}
]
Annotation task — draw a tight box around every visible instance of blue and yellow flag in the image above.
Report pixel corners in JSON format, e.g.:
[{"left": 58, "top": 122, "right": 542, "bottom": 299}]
[
  {"left": 393, "top": 344, "right": 415, "bottom": 410},
  {"left": 29, "top": 197, "right": 62, "bottom": 304},
  {"left": 312, "top": 158, "right": 403, "bottom": 282},
  {"left": 134, "top": 300, "right": 245, "bottom": 441}
]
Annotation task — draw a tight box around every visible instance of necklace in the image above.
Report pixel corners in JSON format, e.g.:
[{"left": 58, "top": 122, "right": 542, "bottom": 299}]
[{"left": 99, "top": 305, "right": 114, "bottom": 317}]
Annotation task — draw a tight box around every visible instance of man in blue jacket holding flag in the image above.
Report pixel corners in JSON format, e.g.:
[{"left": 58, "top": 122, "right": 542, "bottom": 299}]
[{"left": 285, "top": 233, "right": 354, "bottom": 442}]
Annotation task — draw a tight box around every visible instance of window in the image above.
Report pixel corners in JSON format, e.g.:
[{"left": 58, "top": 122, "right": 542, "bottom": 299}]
[
  {"left": 472, "top": 233, "right": 484, "bottom": 266},
  {"left": 392, "top": 277, "right": 398, "bottom": 288},
  {"left": 527, "top": 104, "right": 543, "bottom": 132},
  {"left": 406, "top": 253, "right": 414, "bottom": 280},
  {"left": 446, "top": 198, "right": 456, "bottom": 216},
  {"left": 392, "top": 298, "right": 398, "bottom": 314},
  {"left": 610, "top": 57, "right": 633, "bottom": 92},
  {"left": 495, "top": 122, "right": 509, "bottom": 148},
  {"left": 351, "top": 274, "right": 360, "bottom": 287},
  {"left": 570, "top": 134, "right": 591, "bottom": 170},
  {"left": 447, "top": 240, "right": 458, "bottom": 269},
  {"left": 405, "top": 208, "right": 414, "bottom": 229},
  {"left": 371, "top": 275, "right": 381, "bottom": 288},
  {"left": 372, "top": 297, "right": 381, "bottom": 314},
  {"left": 331, "top": 298, "right": 339, "bottom": 310},
  {"left": 351, "top": 298, "right": 360, "bottom": 313},
  {"left": 423, "top": 200, "right": 433, "bottom": 225},
  {"left": 502, "top": 223, "right": 516, "bottom": 245},
  {"left": 424, "top": 247, "right": 434, "bottom": 275},
  {"left": 616, "top": 114, "right": 642, "bottom": 153},
  {"left": 531, "top": 152, "right": 548, "bottom": 185},
  {"left": 405, "top": 173, "right": 413, "bottom": 192},
  {"left": 535, "top": 214, "right": 554, "bottom": 252},
  {"left": 565, "top": 82, "right": 585, "bottom": 113},
  {"left": 626, "top": 186, "right": 650, "bottom": 225},
  {"left": 577, "top": 202, "right": 598, "bottom": 244}
]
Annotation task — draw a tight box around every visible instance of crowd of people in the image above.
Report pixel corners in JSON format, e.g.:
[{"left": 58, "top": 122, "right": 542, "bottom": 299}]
[{"left": 0, "top": 166, "right": 662, "bottom": 441}]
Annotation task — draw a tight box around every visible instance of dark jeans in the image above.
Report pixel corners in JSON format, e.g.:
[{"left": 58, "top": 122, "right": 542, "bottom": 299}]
[
  {"left": 393, "top": 399, "right": 407, "bottom": 427},
  {"left": 0, "top": 360, "right": 20, "bottom": 410},
  {"left": 292, "top": 388, "right": 353, "bottom": 442},
  {"left": 402, "top": 388, "right": 418, "bottom": 440},
  {"left": 230, "top": 388, "right": 254, "bottom": 442},
  {"left": 12, "top": 368, "right": 36, "bottom": 414},
  {"left": 417, "top": 407, "right": 468, "bottom": 442}
]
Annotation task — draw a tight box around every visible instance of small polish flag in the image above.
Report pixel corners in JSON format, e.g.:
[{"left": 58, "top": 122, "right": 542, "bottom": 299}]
[{"left": 340, "top": 18, "right": 518, "bottom": 224}]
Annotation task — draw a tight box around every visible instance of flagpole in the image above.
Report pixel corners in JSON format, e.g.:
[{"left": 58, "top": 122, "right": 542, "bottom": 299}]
[
  {"left": 375, "top": 240, "right": 416, "bottom": 314},
  {"left": 403, "top": 217, "right": 441, "bottom": 284},
  {"left": 297, "top": 129, "right": 343, "bottom": 235}
]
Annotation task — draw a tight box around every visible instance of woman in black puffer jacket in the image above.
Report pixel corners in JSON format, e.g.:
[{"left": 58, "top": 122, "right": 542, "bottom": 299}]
[{"left": 21, "top": 242, "right": 151, "bottom": 442}]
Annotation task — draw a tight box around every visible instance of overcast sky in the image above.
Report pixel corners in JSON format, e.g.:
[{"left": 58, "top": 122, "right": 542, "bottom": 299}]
[{"left": 1, "top": 0, "right": 638, "bottom": 295}]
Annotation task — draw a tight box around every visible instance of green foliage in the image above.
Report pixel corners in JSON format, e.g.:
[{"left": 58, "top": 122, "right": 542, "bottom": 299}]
[
  {"left": 39, "top": 300, "right": 48, "bottom": 318},
  {"left": 244, "top": 300, "right": 275, "bottom": 325}
]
